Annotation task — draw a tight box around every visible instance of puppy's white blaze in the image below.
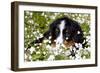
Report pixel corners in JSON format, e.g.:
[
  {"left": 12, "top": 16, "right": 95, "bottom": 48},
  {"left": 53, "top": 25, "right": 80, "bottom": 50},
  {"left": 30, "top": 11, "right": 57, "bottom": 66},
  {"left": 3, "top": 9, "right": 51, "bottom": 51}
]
[{"left": 56, "top": 20, "right": 65, "bottom": 45}]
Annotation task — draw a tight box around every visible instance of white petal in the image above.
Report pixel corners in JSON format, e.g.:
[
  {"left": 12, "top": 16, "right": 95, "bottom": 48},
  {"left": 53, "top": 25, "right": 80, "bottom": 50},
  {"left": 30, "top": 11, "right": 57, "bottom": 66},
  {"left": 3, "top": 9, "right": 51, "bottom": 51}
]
[
  {"left": 75, "top": 43, "right": 79, "bottom": 48},
  {"left": 39, "top": 43, "right": 42, "bottom": 46},
  {"left": 49, "top": 36, "right": 52, "bottom": 39},
  {"left": 46, "top": 45, "right": 51, "bottom": 49},
  {"left": 29, "top": 55, "right": 32, "bottom": 60},
  {"left": 49, "top": 40, "right": 51, "bottom": 43},
  {"left": 36, "top": 51, "right": 40, "bottom": 54},
  {"left": 77, "top": 31, "right": 80, "bottom": 34},
  {"left": 37, "top": 46, "right": 39, "bottom": 49},
  {"left": 66, "top": 37, "right": 68, "bottom": 40},
  {"left": 65, "top": 50, "right": 71, "bottom": 56},
  {"left": 47, "top": 55, "right": 55, "bottom": 61},
  {"left": 30, "top": 12, "right": 33, "bottom": 16},
  {"left": 75, "top": 54, "right": 81, "bottom": 60},
  {"left": 54, "top": 40, "right": 56, "bottom": 42},
  {"left": 78, "top": 43, "right": 82, "bottom": 48},
  {"left": 30, "top": 47, "right": 35, "bottom": 54}
]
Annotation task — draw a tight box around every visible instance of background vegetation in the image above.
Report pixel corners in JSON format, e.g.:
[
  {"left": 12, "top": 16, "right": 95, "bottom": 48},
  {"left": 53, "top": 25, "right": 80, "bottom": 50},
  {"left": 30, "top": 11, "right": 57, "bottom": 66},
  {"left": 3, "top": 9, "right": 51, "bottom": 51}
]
[{"left": 24, "top": 11, "right": 91, "bottom": 61}]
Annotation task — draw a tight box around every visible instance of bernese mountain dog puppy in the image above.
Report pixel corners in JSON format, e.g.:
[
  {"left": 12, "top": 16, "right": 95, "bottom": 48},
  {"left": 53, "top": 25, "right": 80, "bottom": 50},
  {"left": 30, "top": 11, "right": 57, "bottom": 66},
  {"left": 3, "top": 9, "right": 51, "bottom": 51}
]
[{"left": 27, "top": 17, "right": 84, "bottom": 57}]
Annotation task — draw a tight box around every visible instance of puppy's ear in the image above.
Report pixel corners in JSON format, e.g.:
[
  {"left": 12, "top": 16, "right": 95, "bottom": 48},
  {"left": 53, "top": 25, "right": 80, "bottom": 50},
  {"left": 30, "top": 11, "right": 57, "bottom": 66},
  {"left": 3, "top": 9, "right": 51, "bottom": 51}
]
[
  {"left": 43, "top": 30, "right": 51, "bottom": 39},
  {"left": 73, "top": 32, "right": 84, "bottom": 43}
]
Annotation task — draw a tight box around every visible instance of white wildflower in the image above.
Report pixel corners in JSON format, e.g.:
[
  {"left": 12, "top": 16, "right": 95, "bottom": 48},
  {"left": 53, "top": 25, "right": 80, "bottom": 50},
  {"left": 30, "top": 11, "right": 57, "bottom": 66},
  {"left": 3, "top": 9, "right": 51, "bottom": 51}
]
[
  {"left": 86, "top": 36, "right": 90, "bottom": 41},
  {"left": 61, "top": 44, "right": 66, "bottom": 48},
  {"left": 83, "top": 56, "right": 86, "bottom": 59},
  {"left": 41, "top": 13, "right": 44, "bottom": 16},
  {"left": 78, "top": 43, "right": 82, "bottom": 48},
  {"left": 49, "top": 36, "right": 52, "bottom": 39},
  {"left": 28, "top": 26, "right": 31, "bottom": 28},
  {"left": 43, "top": 52, "right": 46, "bottom": 55},
  {"left": 65, "top": 50, "right": 71, "bottom": 56},
  {"left": 43, "top": 39, "right": 49, "bottom": 43},
  {"left": 37, "top": 46, "right": 39, "bottom": 49},
  {"left": 83, "top": 50, "right": 89, "bottom": 55},
  {"left": 77, "top": 31, "right": 80, "bottom": 34},
  {"left": 44, "top": 15, "right": 47, "bottom": 17},
  {"left": 25, "top": 48, "right": 27, "bottom": 50},
  {"left": 53, "top": 49, "right": 59, "bottom": 55},
  {"left": 75, "top": 43, "right": 79, "bottom": 48},
  {"left": 25, "top": 16, "right": 28, "bottom": 18},
  {"left": 26, "top": 11, "right": 30, "bottom": 15},
  {"left": 36, "top": 51, "right": 40, "bottom": 54},
  {"left": 54, "top": 40, "right": 56, "bottom": 42},
  {"left": 25, "top": 27, "right": 27, "bottom": 31},
  {"left": 58, "top": 49, "right": 63, "bottom": 53},
  {"left": 27, "top": 35, "right": 30, "bottom": 38},
  {"left": 24, "top": 54, "right": 27, "bottom": 59},
  {"left": 46, "top": 45, "right": 51, "bottom": 49},
  {"left": 30, "top": 12, "right": 33, "bottom": 16},
  {"left": 72, "top": 47, "right": 76, "bottom": 51},
  {"left": 36, "top": 37, "right": 40, "bottom": 40},
  {"left": 76, "top": 50, "right": 80, "bottom": 53},
  {"left": 31, "top": 20, "right": 34, "bottom": 24},
  {"left": 79, "top": 14, "right": 82, "bottom": 17},
  {"left": 39, "top": 43, "right": 42, "bottom": 46},
  {"left": 75, "top": 54, "right": 81, "bottom": 60},
  {"left": 37, "top": 30, "right": 39, "bottom": 33},
  {"left": 39, "top": 34, "right": 43, "bottom": 38},
  {"left": 28, "top": 20, "right": 32, "bottom": 24},
  {"left": 72, "top": 56, "right": 75, "bottom": 60},
  {"left": 66, "top": 37, "right": 68, "bottom": 40},
  {"left": 29, "top": 55, "right": 32, "bottom": 60},
  {"left": 83, "top": 32, "right": 86, "bottom": 35},
  {"left": 54, "top": 13, "right": 58, "bottom": 16},
  {"left": 77, "top": 17, "right": 80, "bottom": 20},
  {"left": 69, "top": 56, "right": 73, "bottom": 59},
  {"left": 33, "top": 31, "right": 37, "bottom": 35},
  {"left": 30, "top": 47, "right": 35, "bottom": 54},
  {"left": 48, "top": 40, "right": 51, "bottom": 43},
  {"left": 51, "top": 16, "right": 55, "bottom": 19},
  {"left": 72, "top": 14, "right": 75, "bottom": 17},
  {"left": 82, "top": 19, "right": 85, "bottom": 23},
  {"left": 31, "top": 34, "right": 33, "bottom": 37},
  {"left": 47, "top": 55, "right": 55, "bottom": 61},
  {"left": 75, "top": 43, "right": 82, "bottom": 48},
  {"left": 34, "top": 43, "right": 37, "bottom": 46}
]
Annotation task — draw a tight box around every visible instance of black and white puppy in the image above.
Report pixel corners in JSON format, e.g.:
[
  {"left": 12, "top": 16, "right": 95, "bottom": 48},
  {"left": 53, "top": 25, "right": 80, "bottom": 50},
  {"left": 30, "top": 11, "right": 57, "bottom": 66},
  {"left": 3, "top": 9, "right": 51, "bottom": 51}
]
[{"left": 28, "top": 17, "right": 84, "bottom": 49}]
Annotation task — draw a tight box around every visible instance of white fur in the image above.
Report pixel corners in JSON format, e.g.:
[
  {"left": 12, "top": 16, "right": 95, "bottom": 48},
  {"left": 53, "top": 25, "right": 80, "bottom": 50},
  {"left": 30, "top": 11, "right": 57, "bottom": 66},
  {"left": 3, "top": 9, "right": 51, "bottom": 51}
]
[{"left": 56, "top": 20, "right": 65, "bottom": 45}]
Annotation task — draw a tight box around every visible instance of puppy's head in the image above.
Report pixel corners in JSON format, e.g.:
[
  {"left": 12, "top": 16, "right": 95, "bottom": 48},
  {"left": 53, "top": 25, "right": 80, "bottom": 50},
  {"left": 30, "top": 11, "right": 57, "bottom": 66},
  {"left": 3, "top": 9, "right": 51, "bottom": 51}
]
[{"left": 49, "top": 17, "right": 84, "bottom": 47}]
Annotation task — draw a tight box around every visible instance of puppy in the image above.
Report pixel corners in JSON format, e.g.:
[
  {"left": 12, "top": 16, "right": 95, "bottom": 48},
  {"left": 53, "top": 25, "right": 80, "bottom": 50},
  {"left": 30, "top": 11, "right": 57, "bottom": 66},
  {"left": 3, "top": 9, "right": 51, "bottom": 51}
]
[{"left": 27, "top": 17, "right": 84, "bottom": 52}]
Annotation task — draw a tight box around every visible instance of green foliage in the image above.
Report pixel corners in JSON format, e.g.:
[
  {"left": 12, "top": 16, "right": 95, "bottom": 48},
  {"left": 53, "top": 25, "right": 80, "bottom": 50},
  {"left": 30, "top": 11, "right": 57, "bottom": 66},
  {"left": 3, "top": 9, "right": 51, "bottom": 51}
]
[
  {"left": 24, "top": 11, "right": 91, "bottom": 61},
  {"left": 80, "top": 49, "right": 91, "bottom": 59},
  {"left": 81, "top": 23, "right": 90, "bottom": 36},
  {"left": 55, "top": 55, "right": 70, "bottom": 60}
]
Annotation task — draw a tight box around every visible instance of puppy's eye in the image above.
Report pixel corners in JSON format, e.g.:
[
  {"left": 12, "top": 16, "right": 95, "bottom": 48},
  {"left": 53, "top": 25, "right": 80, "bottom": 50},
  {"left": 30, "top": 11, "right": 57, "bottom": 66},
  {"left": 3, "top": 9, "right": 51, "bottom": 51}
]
[
  {"left": 55, "top": 28, "right": 59, "bottom": 32},
  {"left": 65, "top": 30, "right": 68, "bottom": 33}
]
